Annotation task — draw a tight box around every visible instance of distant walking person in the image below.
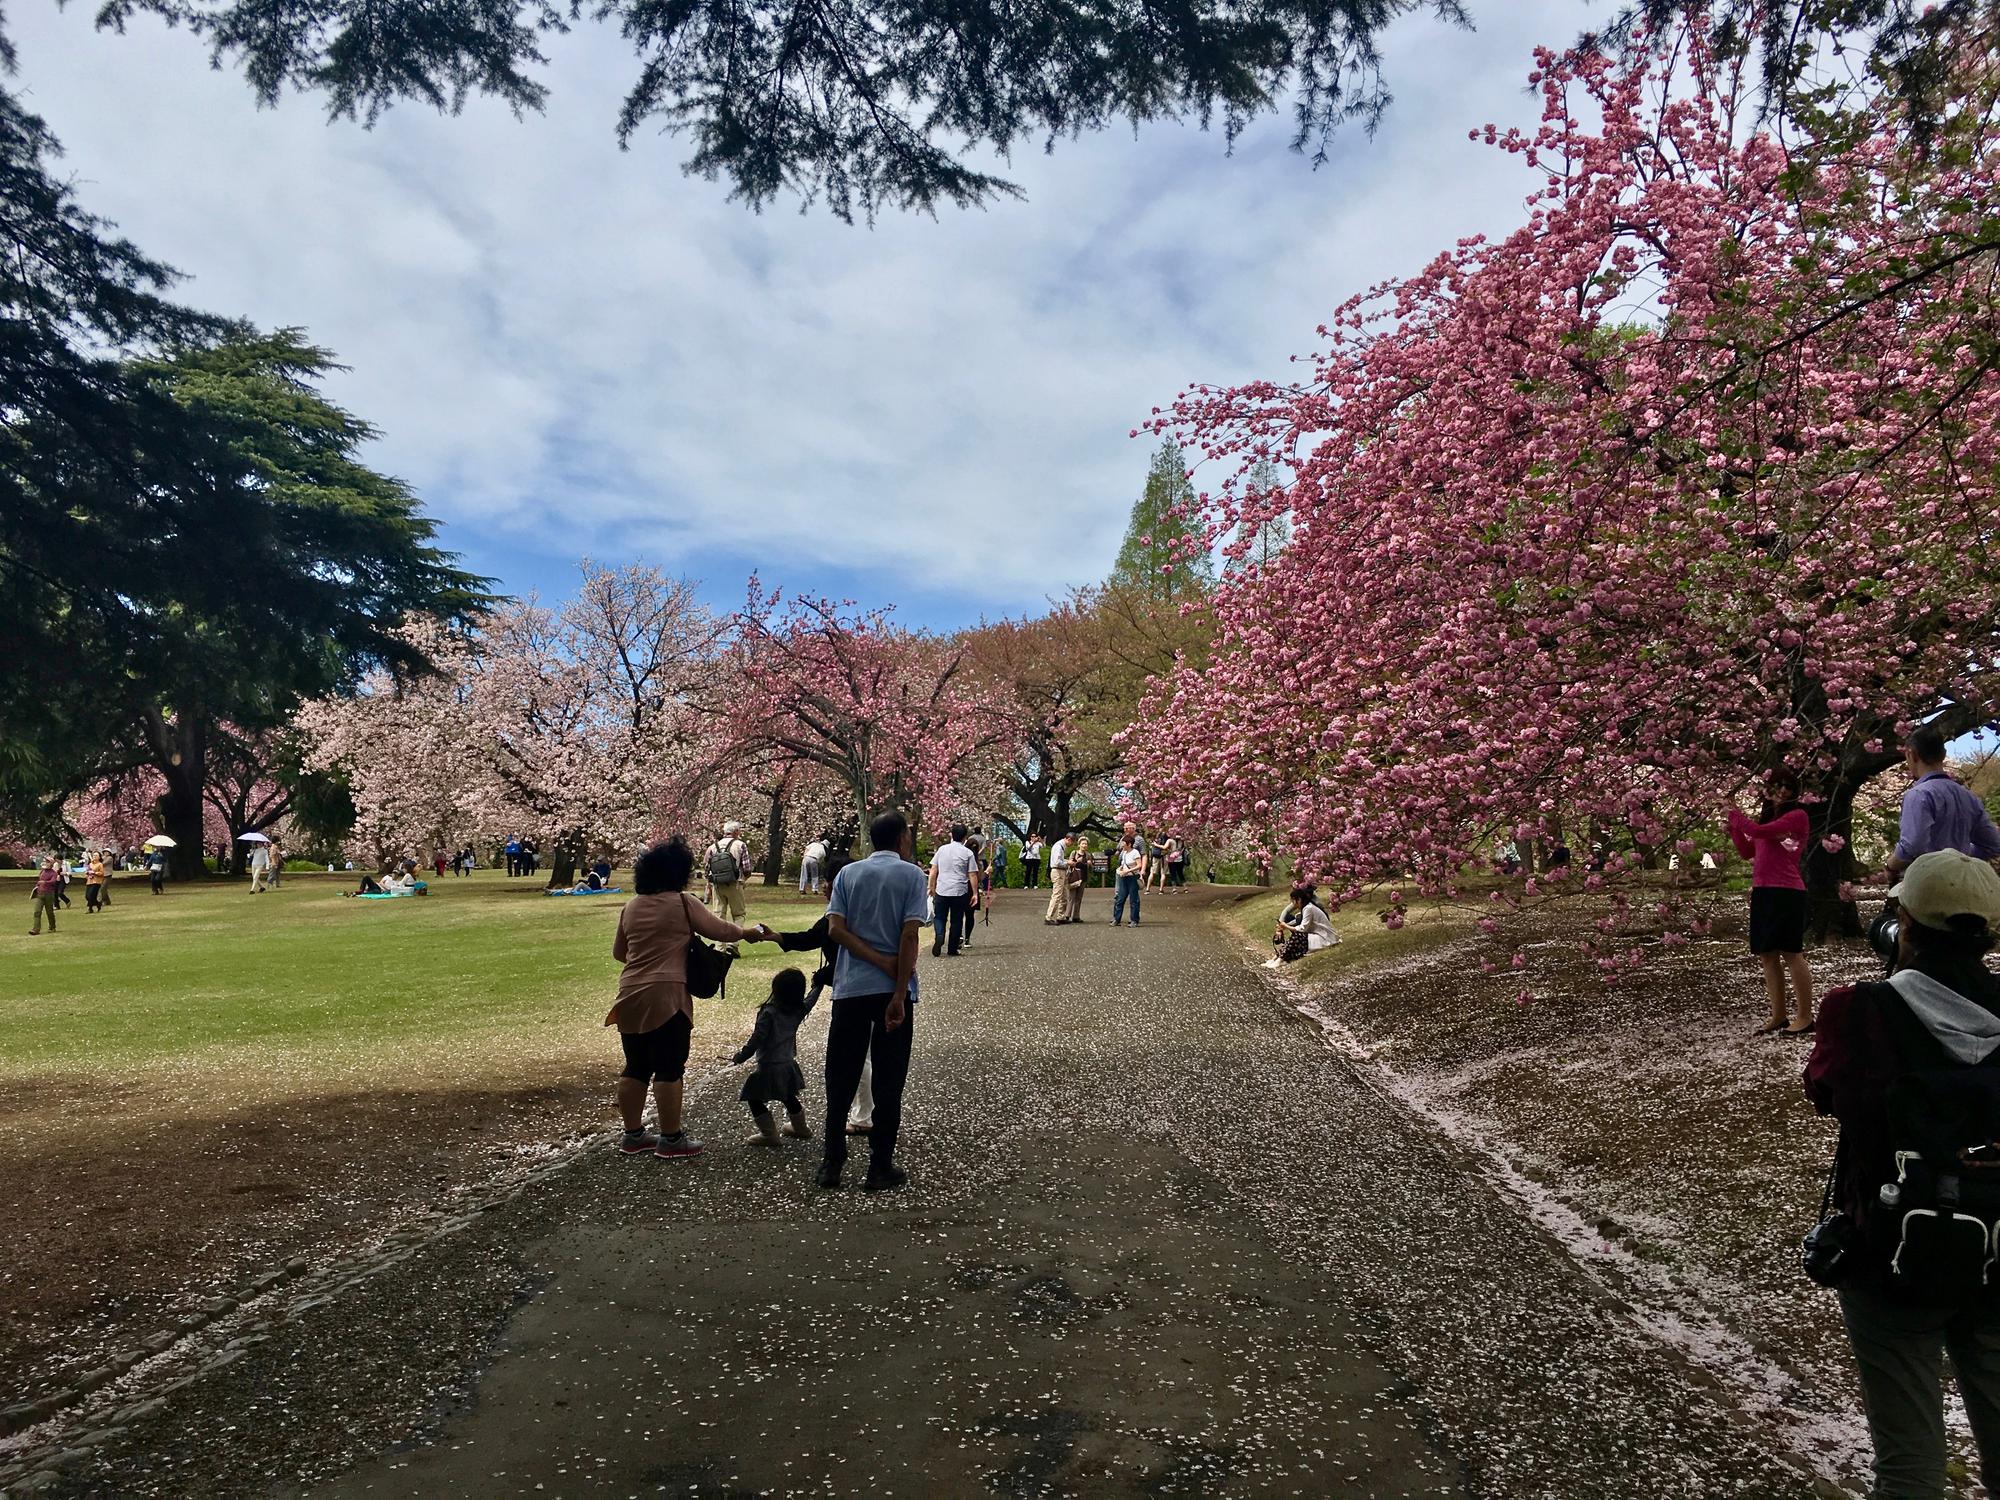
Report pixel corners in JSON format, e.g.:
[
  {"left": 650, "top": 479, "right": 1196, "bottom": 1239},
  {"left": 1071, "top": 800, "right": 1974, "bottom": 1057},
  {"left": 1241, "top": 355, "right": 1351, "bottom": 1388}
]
[
  {"left": 820, "top": 809, "right": 927, "bottom": 1192},
  {"left": 1063, "top": 837, "right": 1091, "bottom": 923},
  {"left": 268, "top": 840, "right": 285, "bottom": 888},
  {"left": 147, "top": 847, "right": 167, "bottom": 895},
  {"left": 84, "top": 852, "right": 107, "bottom": 912},
  {"left": 1043, "top": 833, "right": 1071, "bottom": 923},
  {"left": 29, "top": 856, "right": 61, "bottom": 934},
  {"left": 1728, "top": 770, "right": 1815, "bottom": 1036},
  {"left": 1884, "top": 723, "right": 2000, "bottom": 878},
  {"left": 1023, "top": 836, "right": 1044, "bottom": 890},
  {"left": 248, "top": 839, "right": 272, "bottom": 893},
  {"left": 928, "top": 823, "right": 977, "bottom": 957},
  {"left": 504, "top": 836, "right": 522, "bottom": 877},
  {"left": 1113, "top": 835, "right": 1146, "bottom": 927},
  {"left": 705, "top": 821, "right": 752, "bottom": 921}
]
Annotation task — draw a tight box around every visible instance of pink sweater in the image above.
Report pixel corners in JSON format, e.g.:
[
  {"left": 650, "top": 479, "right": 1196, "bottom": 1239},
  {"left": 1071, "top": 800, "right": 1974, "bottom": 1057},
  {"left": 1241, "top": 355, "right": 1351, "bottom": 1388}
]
[{"left": 1727, "top": 806, "right": 1810, "bottom": 890}]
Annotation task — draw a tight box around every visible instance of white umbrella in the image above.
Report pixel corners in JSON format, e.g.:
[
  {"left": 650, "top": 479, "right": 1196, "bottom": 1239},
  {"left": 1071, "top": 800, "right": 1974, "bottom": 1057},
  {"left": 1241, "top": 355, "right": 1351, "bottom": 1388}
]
[
  {"left": 142, "top": 835, "right": 178, "bottom": 849},
  {"left": 236, "top": 832, "right": 271, "bottom": 843}
]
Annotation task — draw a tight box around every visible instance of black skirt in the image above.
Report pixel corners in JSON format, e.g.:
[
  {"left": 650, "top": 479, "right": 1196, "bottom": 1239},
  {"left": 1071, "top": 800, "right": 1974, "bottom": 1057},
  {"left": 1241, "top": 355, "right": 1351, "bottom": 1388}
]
[
  {"left": 740, "top": 1060, "right": 806, "bottom": 1106},
  {"left": 1749, "top": 886, "right": 1808, "bottom": 955}
]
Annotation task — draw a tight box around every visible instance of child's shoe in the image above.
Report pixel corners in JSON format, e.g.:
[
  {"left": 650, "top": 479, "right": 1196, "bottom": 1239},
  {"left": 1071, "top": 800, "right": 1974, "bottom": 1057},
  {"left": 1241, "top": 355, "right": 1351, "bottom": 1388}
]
[
  {"left": 745, "top": 1110, "right": 782, "bottom": 1149},
  {"left": 783, "top": 1105, "right": 813, "bottom": 1140},
  {"left": 618, "top": 1127, "right": 661, "bottom": 1154}
]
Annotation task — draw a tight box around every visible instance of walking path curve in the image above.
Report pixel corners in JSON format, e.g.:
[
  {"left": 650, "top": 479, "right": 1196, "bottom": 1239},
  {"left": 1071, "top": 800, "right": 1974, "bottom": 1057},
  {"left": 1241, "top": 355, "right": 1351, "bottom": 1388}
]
[{"left": 7, "top": 893, "right": 1832, "bottom": 1498}]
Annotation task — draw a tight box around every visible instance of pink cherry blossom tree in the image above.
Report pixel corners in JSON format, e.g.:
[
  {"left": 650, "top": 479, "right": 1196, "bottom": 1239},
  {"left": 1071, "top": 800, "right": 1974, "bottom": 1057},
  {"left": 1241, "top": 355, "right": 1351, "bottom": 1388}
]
[
  {"left": 729, "top": 583, "right": 1015, "bottom": 838},
  {"left": 1127, "top": 15, "right": 2000, "bottom": 936}
]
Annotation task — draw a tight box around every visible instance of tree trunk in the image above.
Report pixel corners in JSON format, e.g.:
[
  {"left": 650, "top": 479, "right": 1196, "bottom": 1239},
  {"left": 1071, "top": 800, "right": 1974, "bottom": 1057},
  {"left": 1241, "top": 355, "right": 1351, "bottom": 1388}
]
[
  {"left": 762, "top": 793, "right": 787, "bottom": 887},
  {"left": 546, "top": 827, "right": 587, "bottom": 889},
  {"left": 1805, "top": 781, "right": 1866, "bottom": 942},
  {"left": 156, "top": 720, "right": 210, "bottom": 882}
]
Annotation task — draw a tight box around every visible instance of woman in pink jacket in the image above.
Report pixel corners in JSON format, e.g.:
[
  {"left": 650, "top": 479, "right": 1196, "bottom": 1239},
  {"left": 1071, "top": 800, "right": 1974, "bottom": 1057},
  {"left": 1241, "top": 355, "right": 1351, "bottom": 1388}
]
[{"left": 1728, "top": 770, "right": 1815, "bottom": 1036}]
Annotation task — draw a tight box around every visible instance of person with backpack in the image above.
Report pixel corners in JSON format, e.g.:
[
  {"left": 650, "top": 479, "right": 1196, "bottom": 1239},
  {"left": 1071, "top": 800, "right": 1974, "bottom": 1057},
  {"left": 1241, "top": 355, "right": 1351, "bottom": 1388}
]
[
  {"left": 1805, "top": 850, "right": 2000, "bottom": 1496},
  {"left": 704, "top": 821, "right": 753, "bottom": 921},
  {"left": 606, "top": 837, "right": 771, "bottom": 1159}
]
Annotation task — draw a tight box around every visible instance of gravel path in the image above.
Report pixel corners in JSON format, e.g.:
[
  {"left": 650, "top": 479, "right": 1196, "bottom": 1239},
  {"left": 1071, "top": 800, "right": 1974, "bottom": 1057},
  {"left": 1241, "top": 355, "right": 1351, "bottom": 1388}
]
[{"left": 2, "top": 893, "right": 1837, "bottom": 1498}]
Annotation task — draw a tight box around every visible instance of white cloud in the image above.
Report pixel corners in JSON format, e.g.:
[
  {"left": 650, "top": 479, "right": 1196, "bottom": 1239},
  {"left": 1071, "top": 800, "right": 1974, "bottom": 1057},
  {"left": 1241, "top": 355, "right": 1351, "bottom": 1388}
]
[{"left": 12, "top": 0, "right": 1600, "bottom": 616}]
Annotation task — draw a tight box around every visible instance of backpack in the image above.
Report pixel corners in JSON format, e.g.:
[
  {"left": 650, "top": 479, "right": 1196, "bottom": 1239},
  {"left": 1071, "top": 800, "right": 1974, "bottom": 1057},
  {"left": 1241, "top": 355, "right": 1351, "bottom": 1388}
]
[
  {"left": 1862, "top": 975, "right": 2000, "bottom": 1302},
  {"left": 705, "top": 841, "right": 742, "bottom": 885}
]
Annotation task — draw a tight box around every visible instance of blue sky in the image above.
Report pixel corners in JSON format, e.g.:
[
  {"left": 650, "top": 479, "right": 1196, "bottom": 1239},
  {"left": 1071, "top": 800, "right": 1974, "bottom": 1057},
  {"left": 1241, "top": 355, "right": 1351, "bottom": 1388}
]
[{"left": 16, "top": 0, "right": 1605, "bottom": 631}]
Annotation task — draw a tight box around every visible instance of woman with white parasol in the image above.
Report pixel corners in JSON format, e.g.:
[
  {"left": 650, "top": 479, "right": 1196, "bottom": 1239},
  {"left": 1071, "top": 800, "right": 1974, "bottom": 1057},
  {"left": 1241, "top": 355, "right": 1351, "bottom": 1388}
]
[
  {"left": 142, "top": 835, "right": 175, "bottom": 894},
  {"left": 240, "top": 832, "right": 272, "bottom": 893}
]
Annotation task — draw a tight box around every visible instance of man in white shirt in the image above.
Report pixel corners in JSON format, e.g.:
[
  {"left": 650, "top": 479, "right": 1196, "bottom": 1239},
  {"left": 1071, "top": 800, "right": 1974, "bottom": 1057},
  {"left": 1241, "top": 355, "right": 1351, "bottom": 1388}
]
[
  {"left": 800, "top": 836, "right": 829, "bottom": 894},
  {"left": 1044, "top": 833, "right": 1073, "bottom": 924},
  {"left": 247, "top": 839, "right": 271, "bottom": 893},
  {"left": 927, "top": 822, "right": 978, "bottom": 957}
]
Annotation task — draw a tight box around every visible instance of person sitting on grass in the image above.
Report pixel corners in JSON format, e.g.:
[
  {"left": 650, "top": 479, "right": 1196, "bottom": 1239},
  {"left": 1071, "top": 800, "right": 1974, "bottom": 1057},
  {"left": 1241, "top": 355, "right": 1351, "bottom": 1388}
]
[
  {"left": 606, "top": 837, "right": 770, "bottom": 1160},
  {"left": 732, "top": 968, "right": 818, "bottom": 1148},
  {"left": 1269, "top": 884, "right": 1338, "bottom": 966}
]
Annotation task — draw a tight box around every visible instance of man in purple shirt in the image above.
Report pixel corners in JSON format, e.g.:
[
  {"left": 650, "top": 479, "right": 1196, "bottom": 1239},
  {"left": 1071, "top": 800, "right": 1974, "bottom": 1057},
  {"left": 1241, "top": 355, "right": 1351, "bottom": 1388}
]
[
  {"left": 29, "top": 856, "right": 61, "bottom": 935},
  {"left": 1885, "top": 724, "right": 2000, "bottom": 878}
]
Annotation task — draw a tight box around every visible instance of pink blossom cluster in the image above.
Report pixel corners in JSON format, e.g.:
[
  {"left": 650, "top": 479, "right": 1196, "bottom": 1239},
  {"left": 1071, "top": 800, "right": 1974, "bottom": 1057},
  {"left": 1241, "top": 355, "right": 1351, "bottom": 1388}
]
[{"left": 1126, "top": 20, "right": 2000, "bottom": 901}]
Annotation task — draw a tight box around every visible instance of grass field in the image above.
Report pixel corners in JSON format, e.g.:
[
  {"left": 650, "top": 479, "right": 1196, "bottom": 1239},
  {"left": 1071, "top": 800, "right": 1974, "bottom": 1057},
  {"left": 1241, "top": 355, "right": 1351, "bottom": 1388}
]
[
  {"left": 0, "top": 868, "right": 834, "bottom": 1399},
  {"left": 1, "top": 869, "right": 826, "bottom": 1087}
]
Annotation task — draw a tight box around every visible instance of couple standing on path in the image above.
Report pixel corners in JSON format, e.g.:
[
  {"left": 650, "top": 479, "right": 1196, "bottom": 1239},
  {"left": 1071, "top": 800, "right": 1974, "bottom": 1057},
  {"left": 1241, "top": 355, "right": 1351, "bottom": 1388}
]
[{"left": 605, "top": 811, "right": 923, "bottom": 1192}]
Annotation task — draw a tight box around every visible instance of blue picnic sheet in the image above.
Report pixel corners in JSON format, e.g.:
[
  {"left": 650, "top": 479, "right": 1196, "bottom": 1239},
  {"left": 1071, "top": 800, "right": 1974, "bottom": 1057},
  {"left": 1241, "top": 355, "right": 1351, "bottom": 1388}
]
[{"left": 544, "top": 886, "right": 623, "bottom": 897}]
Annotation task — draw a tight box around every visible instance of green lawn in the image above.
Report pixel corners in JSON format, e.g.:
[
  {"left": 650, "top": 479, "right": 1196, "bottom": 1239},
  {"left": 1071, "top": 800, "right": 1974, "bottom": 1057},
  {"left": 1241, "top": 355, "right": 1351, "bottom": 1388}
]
[{"left": 0, "top": 871, "right": 827, "bottom": 1088}]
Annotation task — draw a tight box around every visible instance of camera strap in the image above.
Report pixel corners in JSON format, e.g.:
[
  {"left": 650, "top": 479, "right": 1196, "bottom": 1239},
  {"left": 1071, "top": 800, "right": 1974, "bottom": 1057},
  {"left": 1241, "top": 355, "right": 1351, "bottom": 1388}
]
[{"left": 1816, "top": 1138, "right": 1843, "bottom": 1224}]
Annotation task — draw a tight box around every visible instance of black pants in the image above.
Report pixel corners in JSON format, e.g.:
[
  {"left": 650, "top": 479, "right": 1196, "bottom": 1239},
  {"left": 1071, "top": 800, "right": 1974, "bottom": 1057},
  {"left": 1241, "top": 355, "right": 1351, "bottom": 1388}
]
[
  {"left": 1024, "top": 862, "right": 1040, "bottom": 889},
  {"left": 932, "top": 892, "right": 971, "bottom": 953},
  {"left": 823, "top": 992, "right": 914, "bottom": 1172},
  {"left": 85, "top": 884, "right": 102, "bottom": 912}
]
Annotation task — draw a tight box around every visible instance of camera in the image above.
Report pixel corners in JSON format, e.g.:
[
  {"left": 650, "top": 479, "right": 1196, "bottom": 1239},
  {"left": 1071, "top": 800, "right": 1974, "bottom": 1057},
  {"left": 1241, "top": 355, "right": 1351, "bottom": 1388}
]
[
  {"left": 1869, "top": 902, "right": 1902, "bottom": 969},
  {"left": 1803, "top": 1211, "right": 1858, "bottom": 1286}
]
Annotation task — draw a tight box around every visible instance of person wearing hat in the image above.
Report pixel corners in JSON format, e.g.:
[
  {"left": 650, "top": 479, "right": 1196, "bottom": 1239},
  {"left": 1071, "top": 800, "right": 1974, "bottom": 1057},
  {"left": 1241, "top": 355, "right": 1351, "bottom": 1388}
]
[
  {"left": 1805, "top": 851, "right": 2000, "bottom": 1497},
  {"left": 704, "top": 821, "right": 753, "bottom": 922}
]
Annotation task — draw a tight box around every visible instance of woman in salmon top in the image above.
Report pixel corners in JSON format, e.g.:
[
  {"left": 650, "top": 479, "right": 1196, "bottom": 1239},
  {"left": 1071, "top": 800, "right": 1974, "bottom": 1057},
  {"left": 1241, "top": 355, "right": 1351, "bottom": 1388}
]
[
  {"left": 608, "top": 837, "right": 768, "bottom": 1159},
  {"left": 1728, "top": 769, "right": 1815, "bottom": 1036}
]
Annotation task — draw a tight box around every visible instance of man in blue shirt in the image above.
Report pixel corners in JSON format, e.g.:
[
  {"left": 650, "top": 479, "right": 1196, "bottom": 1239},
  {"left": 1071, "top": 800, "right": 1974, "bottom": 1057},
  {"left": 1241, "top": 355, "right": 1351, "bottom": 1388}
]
[
  {"left": 1887, "top": 725, "right": 2000, "bottom": 879},
  {"left": 822, "top": 809, "right": 927, "bottom": 1192}
]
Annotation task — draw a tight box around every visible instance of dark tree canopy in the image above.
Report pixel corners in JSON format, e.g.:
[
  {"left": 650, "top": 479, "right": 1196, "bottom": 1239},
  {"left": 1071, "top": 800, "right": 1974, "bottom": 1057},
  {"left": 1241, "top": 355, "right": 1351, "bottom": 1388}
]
[
  {"left": 72, "top": 0, "right": 1981, "bottom": 218},
  {"left": 86, "top": 0, "right": 1475, "bottom": 218}
]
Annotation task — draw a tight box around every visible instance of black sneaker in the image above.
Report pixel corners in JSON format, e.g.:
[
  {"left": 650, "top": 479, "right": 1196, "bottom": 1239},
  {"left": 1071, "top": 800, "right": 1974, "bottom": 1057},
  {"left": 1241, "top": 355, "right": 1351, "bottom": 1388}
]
[
  {"left": 817, "top": 1161, "right": 844, "bottom": 1190},
  {"left": 931, "top": 936, "right": 943, "bottom": 957},
  {"left": 863, "top": 1164, "right": 907, "bottom": 1193}
]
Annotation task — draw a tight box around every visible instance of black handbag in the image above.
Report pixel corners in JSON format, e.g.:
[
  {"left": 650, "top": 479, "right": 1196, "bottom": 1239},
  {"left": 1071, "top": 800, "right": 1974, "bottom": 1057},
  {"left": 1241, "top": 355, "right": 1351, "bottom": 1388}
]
[{"left": 680, "top": 894, "right": 735, "bottom": 999}]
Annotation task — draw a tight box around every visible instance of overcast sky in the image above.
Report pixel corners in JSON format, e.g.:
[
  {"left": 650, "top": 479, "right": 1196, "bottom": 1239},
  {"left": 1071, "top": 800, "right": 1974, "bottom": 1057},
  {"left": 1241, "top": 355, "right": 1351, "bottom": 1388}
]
[{"left": 16, "top": 0, "right": 1601, "bottom": 629}]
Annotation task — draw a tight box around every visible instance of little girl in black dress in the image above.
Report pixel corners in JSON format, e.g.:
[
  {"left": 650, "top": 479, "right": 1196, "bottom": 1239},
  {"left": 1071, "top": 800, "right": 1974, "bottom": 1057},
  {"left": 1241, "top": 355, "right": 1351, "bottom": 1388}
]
[{"left": 733, "top": 968, "right": 817, "bottom": 1147}]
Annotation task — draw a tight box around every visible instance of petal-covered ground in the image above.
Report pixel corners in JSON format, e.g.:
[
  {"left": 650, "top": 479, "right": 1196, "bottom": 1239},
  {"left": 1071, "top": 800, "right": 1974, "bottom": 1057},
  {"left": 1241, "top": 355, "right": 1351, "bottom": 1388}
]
[{"left": 2, "top": 890, "right": 1848, "bottom": 1497}]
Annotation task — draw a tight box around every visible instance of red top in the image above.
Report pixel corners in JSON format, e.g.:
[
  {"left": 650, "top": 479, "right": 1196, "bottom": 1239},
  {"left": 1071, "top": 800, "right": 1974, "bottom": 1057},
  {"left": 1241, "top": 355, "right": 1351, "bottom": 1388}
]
[
  {"left": 33, "top": 865, "right": 61, "bottom": 896},
  {"left": 1727, "top": 806, "right": 1809, "bottom": 890}
]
